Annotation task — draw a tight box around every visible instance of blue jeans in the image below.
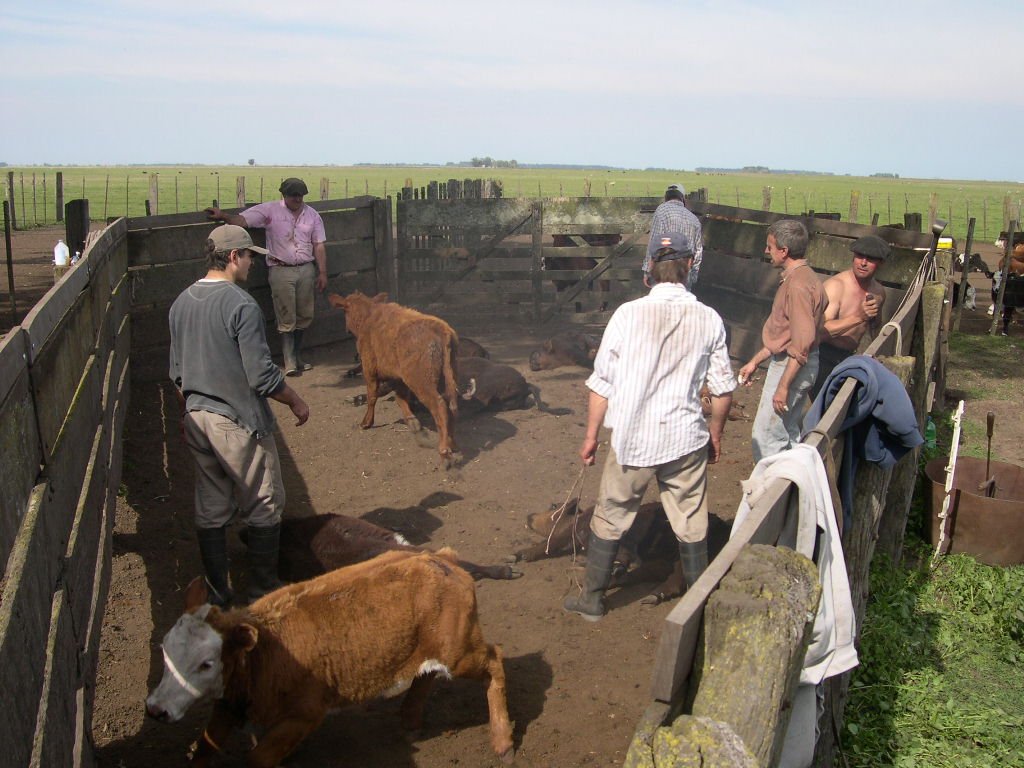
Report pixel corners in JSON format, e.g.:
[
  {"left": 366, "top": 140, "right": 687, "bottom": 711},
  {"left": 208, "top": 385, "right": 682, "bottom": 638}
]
[{"left": 751, "top": 350, "right": 819, "bottom": 463}]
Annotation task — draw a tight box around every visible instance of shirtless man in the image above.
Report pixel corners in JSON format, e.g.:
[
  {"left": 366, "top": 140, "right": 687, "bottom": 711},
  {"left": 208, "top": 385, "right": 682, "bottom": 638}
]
[{"left": 810, "top": 234, "right": 888, "bottom": 400}]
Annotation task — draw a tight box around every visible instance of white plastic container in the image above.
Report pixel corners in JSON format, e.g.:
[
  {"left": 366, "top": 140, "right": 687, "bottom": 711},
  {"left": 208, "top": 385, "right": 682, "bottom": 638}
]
[{"left": 54, "top": 239, "right": 70, "bottom": 267}]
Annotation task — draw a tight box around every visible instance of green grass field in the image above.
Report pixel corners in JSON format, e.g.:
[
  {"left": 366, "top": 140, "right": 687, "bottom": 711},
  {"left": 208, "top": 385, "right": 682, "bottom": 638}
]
[{"left": 3, "top": 164, "right": 1022, "bottom": 243}]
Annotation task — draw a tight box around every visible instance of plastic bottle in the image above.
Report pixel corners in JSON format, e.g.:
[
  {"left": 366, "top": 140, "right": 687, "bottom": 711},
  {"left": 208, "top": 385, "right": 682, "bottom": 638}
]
[
  {"left": 925, "top": 416, "right": 937, "bottom": 450},
  {"left": 71, "top": 251, "right": 81, "bottom": 265},
  {"left": 54, "top": 239, "right": 70, "bottom": 267}
]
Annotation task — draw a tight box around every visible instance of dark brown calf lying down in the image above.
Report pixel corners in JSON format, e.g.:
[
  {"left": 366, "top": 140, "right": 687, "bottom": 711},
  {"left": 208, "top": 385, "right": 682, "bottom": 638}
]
[
  {"left": 256, "top": 513, "right": 523, "bottom": 582},
  {"left": 514, "top": 499, "right": 685, "bottom": 604}
]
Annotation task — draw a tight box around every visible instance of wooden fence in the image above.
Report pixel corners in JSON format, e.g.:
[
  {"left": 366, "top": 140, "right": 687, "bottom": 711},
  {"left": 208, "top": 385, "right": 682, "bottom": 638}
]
[
  {"left": 126, "top": 196, "right": 391, "bottom": 383},
  {"left": 0, "top": 220, "right": 130, "bottom": 767}
]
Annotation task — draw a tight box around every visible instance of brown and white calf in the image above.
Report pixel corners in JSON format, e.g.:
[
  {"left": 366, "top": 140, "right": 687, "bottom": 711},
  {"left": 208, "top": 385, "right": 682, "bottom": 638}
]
[
  {"left": 329, "top": 292, "right": 460, "bottom": 465},
  {"left": 146, "top": 550, "right": 514, "bottom": 767}
]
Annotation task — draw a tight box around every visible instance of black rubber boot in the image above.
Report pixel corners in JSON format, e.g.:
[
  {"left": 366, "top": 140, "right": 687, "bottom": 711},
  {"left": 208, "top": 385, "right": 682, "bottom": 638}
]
[
  {"left": 679, "top": 538, "right": 709, "bottom": 591},
  {"left": 196, "top": 526, "right": 233, "bottom": 608},
  {"left": 293, "top": 329, "right": 313, "bottom": 371},
  {"left": 281, "top": 332, "right": 300, "bottom": 376},
  {"left": 563, "top": 534, "right": 619, "bottom": 622},
  {"left": 246, "top": 523, "right": 284, "bottom": 602}
]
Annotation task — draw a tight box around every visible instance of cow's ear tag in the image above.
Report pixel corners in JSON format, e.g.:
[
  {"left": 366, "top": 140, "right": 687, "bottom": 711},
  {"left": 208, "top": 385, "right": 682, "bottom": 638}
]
[{"left": 233, "top": 623, "right": 259, "bottom": 652}]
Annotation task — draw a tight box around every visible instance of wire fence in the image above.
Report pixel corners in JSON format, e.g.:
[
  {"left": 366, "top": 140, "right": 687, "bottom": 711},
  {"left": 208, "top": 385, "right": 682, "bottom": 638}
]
[{"left": 4, "top": 170, "right": 1022, "bottom": 245}]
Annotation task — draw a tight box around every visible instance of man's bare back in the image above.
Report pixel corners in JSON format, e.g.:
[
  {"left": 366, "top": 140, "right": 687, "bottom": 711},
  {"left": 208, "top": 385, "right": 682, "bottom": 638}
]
[{"left": 821, "top": 268, "right": 885, "bottom": 351}]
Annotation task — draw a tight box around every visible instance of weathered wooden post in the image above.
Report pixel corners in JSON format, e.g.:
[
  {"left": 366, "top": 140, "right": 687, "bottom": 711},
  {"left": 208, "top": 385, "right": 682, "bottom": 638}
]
[
  {"left": 55, "top": 172, "right": 64, "bottom": 222},
  {"left": 815, "top": 356, "right": 914, "bottom": 766},
  {"left": 3, "top": 200, "right": 15, "bottom": 321},
  {"left": 531, "top": 200, "right": 544, "bottom": 322},
  {"left": 624, "top": 545, "right": 820, "bottom": 768},
  {"left": 64, "top": 199, "right": 90, "bottom": 261},
  {"left": 236, "top": 176, "right": 246, "bottom": 208},
  {"left": 148, "top": 173, "right": 159, "bottom": 215},
  {"left": 5, "top": 172, "right": 16, "bottom": 230},
  {"left": 990, "top": 220, "right": 1018, "bottom": 336},
  {"left": 951, "top": 217, "right": 977, "bottom": 332}
]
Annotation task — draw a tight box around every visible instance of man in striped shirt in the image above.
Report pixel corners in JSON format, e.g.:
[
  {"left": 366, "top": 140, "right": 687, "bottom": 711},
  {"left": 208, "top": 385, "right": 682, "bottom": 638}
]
[
  {"left": 564, "top": 232, "right": 736, "bottom": 622},
  {"left": 643, "top": 183, "right": 704, "bottom": 290}
]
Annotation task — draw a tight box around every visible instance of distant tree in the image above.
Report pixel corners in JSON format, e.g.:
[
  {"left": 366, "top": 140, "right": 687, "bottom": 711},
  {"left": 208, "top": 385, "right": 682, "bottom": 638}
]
[{"left": 248, "top": 158, "right": 255, "bottom": 166}]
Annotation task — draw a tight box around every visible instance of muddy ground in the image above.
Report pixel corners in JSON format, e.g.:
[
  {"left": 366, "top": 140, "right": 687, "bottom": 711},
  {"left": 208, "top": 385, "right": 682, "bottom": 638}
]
[{"left": 3, "top": 225, "right": 1021, "bottom": 767}]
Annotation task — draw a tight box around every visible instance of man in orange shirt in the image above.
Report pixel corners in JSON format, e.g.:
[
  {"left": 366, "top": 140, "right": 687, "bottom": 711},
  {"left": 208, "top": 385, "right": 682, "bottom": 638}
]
[{"left": 738, "top": 220, "right": 827, "bottom": 462}]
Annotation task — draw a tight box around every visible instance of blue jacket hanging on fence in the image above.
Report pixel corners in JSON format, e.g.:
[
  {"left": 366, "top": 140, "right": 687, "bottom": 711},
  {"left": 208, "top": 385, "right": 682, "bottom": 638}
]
[{"left": 802, "top": 355, "right": 923, "bottom": 529}]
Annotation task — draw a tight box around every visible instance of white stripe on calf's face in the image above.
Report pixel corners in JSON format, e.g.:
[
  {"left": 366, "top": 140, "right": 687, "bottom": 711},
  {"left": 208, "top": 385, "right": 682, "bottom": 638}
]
[{"left": 145, "top": 611, "right": 224, "bottom": 722}]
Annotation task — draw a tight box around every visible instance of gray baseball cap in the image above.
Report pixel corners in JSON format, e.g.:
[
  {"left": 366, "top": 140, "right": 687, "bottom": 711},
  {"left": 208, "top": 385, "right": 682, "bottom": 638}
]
[{"left": 209, "top": 224, "right": 268, "bottom": 254}]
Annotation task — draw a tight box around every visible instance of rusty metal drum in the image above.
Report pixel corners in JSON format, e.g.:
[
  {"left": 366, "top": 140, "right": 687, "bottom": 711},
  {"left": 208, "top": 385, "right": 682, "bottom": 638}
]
[{"left": 926, "top": 456, "right": 1024, "bottom": 566}]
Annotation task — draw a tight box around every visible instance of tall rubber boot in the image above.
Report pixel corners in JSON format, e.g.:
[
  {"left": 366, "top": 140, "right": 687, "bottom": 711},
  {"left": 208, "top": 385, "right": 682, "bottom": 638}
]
[
  {"left": 246, "top": 523, "right": 284, "bottom": 602},
  {"left": 281, "top": 332, "right": 300, "bottom": 376},
  {"left": 196, "top": 526, "right": 233, "bottom": 608},
  {"left": 563, "top": 533, "right": 619, "bottom": 622},
  {"left": 293, "top": 329, "right": 313, "bottom": 372},
  {"left": 679, "top": 538, "right": 709, "bottom": 591}
]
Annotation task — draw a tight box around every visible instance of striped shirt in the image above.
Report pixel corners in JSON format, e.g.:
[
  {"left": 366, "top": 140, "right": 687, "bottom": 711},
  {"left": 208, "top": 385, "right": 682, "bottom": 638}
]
[
  {"left": 586, "top": 282, "right": 736, "bottom": 466},
  {"left": 643, "top": 200, "right": 704, "bottom": 288}
]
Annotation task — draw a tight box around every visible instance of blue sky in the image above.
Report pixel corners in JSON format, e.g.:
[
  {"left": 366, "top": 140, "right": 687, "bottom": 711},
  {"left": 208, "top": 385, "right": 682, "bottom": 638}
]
[{"left": 2, "top": 0, "right": 1021, "bottom": 181}]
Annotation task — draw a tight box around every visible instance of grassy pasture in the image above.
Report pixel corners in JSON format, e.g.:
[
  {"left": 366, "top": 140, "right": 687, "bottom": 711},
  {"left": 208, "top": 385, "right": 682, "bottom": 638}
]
[{"left": 3, "top": 164, "right": 1023, "bottom": 242}]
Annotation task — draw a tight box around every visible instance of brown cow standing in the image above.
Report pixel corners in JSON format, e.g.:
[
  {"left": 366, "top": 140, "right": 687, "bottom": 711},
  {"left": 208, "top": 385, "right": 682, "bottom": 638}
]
[
  {"left": 146, "top": 551, "right": 514, "bottom": 766},
  {"left": 270, "top": 513, "right": 522, "bottom": 582},
  {"left": 329, "top": 292, "right": 460, "bottom": 465}
]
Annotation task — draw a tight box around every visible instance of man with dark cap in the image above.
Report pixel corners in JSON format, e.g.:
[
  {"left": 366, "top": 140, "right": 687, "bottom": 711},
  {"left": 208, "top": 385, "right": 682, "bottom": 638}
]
[
  {"left": 809, "top": 234, "right": 888, "bottom": 400},
  {"left": 643, "top": 183, "right": 704, "bottom": 290},
  {"left": 564, "top": 232, "right": 735, "bottom": 622},
  {"left": 207, "top": 178, "right": 327, "bottom": 376},
  {"left": 169, "top": 224, "right": 310, "bottom": 606}
]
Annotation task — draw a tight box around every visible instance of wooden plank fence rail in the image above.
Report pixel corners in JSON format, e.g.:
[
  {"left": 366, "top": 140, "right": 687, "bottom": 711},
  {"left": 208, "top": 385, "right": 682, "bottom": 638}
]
[{"left": 0, "top": 218, "right": 129, "bottom": 768}]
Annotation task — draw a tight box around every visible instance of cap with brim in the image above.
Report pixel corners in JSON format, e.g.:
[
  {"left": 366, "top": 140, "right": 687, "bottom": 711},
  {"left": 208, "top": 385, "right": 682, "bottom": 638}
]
[
  {"left": 667, "top": 183, "right": 687, "bottom": 196},
  {"left": 653, "top": 232, "right": 694, "bottom": 262},
  {"left": 850, "top": 235, "right": 889, "bottom": 261},
  {"left": 279, "top": 177, "right": 308, "bottom": 196},
  {"left": 209, "top": 224, "right": 268, "bottom": 255}
]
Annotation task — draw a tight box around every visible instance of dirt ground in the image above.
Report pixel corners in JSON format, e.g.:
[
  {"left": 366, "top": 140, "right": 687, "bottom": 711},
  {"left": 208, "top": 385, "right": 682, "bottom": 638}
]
[
  {"left": 89, "top": 325, "right": 760, "bottom": 768},
  {"left": 3, "top": 225, "right": 1021, "bottom": 767}
]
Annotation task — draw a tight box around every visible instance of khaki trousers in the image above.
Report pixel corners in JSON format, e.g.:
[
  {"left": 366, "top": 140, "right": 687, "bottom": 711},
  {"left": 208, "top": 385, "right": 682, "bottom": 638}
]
[
  {"left": 183, "top": 410, "right": 285, "bottom": 529},
  {"left": 590, "top": 444, "right": 709, "bottom": 544},
  {"left": 268, "top": 261, "right": 316, "bottom": 332}
]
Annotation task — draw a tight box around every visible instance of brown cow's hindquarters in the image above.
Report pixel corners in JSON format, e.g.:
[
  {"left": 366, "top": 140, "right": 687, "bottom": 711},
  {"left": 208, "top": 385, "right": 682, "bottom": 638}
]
[{"left": 563, "top": 534, "right": 618, "bottom": 621}]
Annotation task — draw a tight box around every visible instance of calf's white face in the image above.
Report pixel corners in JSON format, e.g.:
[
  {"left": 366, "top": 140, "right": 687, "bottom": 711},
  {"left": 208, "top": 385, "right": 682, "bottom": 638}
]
[{"left": 145, "top": 606, "right": 224, "bottom": 722}]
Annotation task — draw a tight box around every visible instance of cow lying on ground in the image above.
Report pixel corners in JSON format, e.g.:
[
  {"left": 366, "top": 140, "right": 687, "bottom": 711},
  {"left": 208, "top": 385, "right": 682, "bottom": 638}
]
[
  {"left": 528, "top": 331, "right": 600, "bottom": 371},
  {"left": 329, "top": 292, "right": 460, "bottom": 466},
  {"left": 460, "top": 357, "right": 569, "bottom": 415},
  {"left": 259, "top": 513, "right": 522, "bottom": 582},
  {"left": 515, "top": 499, "right": 684, "bottom": 605},
  {"left": 701, "top": 384, "right": 748, "bottom": 421},
  {"left": 146, "top": 552, "right": 514, "bottom": 766}
]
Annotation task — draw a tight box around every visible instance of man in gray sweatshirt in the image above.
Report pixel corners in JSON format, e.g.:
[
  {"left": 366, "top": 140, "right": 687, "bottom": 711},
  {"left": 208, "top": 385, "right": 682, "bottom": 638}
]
[{"left": 169, "top": 224, "right": 310, "bottom": 605}]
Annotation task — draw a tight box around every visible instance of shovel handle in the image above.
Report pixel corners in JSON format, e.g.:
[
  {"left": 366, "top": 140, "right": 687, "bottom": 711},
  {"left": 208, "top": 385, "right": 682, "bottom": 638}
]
[{"left": 987, "top": 412, "right": 995, "bottom": 438}]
